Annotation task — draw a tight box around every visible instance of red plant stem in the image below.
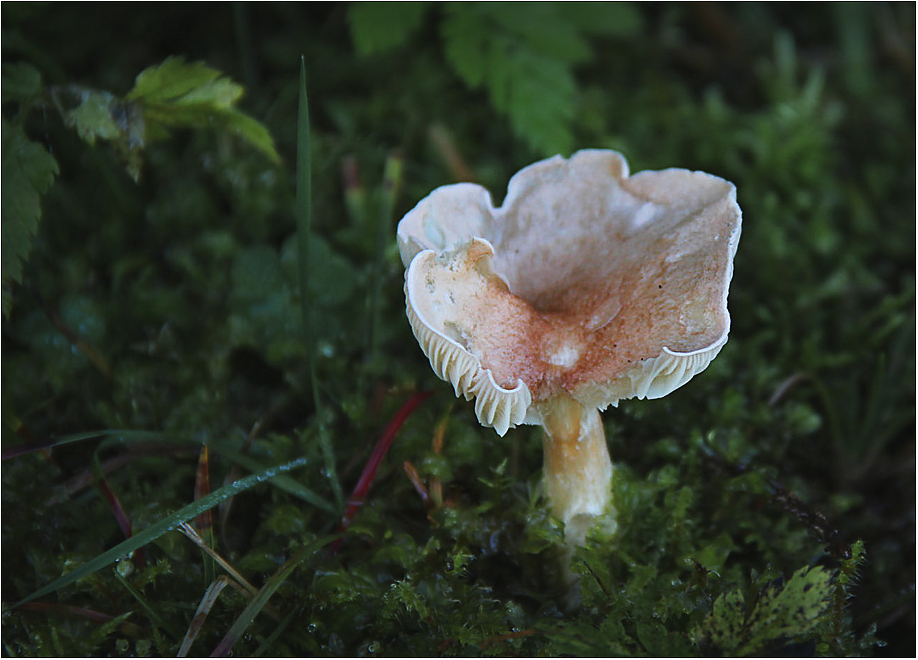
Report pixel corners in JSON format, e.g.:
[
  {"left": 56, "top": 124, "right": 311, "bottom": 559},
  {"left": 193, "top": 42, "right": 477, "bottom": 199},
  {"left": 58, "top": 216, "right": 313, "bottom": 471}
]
[
  {"left": 332, "top": 391, "right": 432, "bottom": 554},
  {"left": 96, "top": 477, "right": 144, "bottom": 569}
]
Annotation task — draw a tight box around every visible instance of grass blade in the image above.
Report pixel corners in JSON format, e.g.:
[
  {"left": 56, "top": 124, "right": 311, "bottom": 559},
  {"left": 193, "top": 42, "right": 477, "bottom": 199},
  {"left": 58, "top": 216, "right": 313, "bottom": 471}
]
[
  {"left": 217, "top": 444, "right": 335, "bottom": 513},
  {"left": 296, "top": 56, "right": 343, "bottom": 511},
  {"left": 210, "top": 534, "right": 336, "bottom": 657},
  {"left": 296, "top": 55, "right": 313, "bottom": 368},
  {"left": 178, "top": 523, "right": 258, "bottom": 598},
  {"left": 17, "top": 428, "right": 336, "bottom": 512},
  {"left": 178, "top": 576, "right": 230, "bottom": 657},
  {"left": 9, "top": 456, "right": 309, "bottom": 609},
  {"left": 2, "top": 429, "right": 110, "bottom": 459},
  {"left": 17, "top": 602, "right": 143, "bottom": 637},
  {"left": 114, "top": 571, "right": 178, "bottom": 638},
  {"left": 252, "top": 606, "right": 300, "bottom": 657}
]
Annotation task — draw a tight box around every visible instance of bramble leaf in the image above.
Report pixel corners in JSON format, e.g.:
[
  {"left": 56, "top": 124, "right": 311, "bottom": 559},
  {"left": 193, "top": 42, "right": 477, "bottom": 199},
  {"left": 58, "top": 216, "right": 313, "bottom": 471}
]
[
  {"left": 1, "top": 119, "right": 59, "bottom": 317},
  {"left": 441, "top": 4, "right": 577, "bottom": 155},
  {"left": 348, "top": 2, "right": 644, "bottom": 156}
]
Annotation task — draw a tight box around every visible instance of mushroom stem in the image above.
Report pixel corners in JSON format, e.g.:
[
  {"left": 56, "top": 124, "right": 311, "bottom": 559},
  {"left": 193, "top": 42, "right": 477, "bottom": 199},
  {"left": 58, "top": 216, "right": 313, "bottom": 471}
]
[{"left": 540, "top": 394, "right": 614, "bottom": 546}]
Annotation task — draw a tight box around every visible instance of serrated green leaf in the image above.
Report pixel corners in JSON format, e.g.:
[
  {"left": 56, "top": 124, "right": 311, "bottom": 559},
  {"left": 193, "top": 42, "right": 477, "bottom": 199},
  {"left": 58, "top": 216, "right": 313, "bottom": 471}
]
[
  {"left": 125, "top": 56, "right": 222, "bottom": 103},
  {"left": 489, "top": 43, "right": 576, "bottom": 155},
  {"left": 1, "top": 119, "right": 58, "bottom": 317},
  {"left": 217, "top": 108, "right": 279, "bottom": 161},
  {"left": 1, "top": 62, "right": 43, "bottom": 105},
  {"left": 348, "top": 2, "right": 431, "bottom": 55},
  {"left": 170, "top": 76, "right": 243, "bottom": 108}
]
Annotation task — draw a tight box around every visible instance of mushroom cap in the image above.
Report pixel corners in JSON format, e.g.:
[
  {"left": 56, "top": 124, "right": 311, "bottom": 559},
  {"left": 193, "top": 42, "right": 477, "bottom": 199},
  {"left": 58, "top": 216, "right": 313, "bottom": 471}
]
[{"left": 399, "top": 149, "right": 742, "bottom": 435}]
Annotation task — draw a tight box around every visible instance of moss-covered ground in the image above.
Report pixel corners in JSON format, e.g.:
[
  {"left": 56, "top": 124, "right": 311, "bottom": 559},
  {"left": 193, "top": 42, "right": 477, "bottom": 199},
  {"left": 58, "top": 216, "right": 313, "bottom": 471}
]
[{"left": 2, "top": 3, "right": 914, "bottom": 656}]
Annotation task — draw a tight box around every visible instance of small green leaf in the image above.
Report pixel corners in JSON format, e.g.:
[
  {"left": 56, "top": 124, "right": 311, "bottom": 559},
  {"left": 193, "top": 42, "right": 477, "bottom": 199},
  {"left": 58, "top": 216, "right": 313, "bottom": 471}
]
[
  {"left": 65, "top": 90, "right": 124, "bottom": 144},
  {"left": 1, "top": 119, "right": 59, "bottom": 317},
  {"left": 348, "top": 2, "right": 431, "bottom": 55},
  {"left": 690, "top": 533, "right": 736, "bottom": 574},
  {"left": 51, "top": 85, "right": 145, "bottom": 180}
]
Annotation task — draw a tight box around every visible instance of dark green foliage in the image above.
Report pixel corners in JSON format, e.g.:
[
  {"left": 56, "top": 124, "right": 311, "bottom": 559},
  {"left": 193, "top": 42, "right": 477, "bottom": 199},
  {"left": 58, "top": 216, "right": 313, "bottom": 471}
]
[
  {"left": 1, "top": 116, "right": 58, "bottom": 316},
  {"left": 2, "top": 3, "right": 914, "bottom": 657},
  {"left": 0, "top": 53, "right": 278, "bottom": 320},
  {"left": 348, "top": 2, "right": 643, "bottom": 154}
]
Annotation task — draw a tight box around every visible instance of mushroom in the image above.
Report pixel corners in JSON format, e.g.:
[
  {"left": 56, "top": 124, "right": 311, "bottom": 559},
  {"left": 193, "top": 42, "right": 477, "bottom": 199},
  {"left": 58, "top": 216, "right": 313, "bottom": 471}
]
[{"left": 397, "top": 150, "right": 741, "bottom": 545}]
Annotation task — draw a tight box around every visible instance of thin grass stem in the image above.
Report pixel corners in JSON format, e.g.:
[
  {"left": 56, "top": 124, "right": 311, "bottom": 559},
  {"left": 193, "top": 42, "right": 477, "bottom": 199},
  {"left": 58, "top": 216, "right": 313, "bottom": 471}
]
[
  {"left": 178, "top": 523, "right": 259, "bottom": 598},
  {"left": 296, "top": 56, "right": 343, "bottom": 512},
  {"left": 10, "top": 457, "right": 309, "bottom": 609},
  {"left": 252, "top": 607, "right": 300, "bottom": 657},
  {"left": 210, "top": 535, "right": 336, "bottom": 657},
  {"left": 177, "top": 576, "right": 230, "bottom": 658},
  {"left": 12, "top": 429, "right": 336, "bottom": 512},
  {"left": 114, "top": 571, "right": 178, "bottom": 638}
]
